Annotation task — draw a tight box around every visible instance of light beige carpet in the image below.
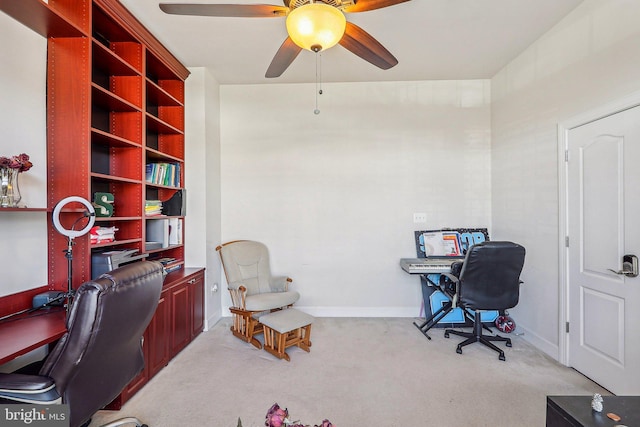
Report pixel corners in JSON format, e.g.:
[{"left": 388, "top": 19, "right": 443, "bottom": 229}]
[{"left": 90, "top": 317, "right": 606, "bottom": 427}]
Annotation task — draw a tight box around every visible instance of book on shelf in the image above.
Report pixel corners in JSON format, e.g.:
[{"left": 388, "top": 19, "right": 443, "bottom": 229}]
[
  {"left": 153, "top": 256, "right": 181, "bottom": 273},
  {"left": 163, "top": 263, "right": 183, "bottom": 274},
  {"left": 168, "top": 218, "right": 183, "bottom": 245},
  {"left": 145, "top": 162, "right": 181, "bottom": 187}
]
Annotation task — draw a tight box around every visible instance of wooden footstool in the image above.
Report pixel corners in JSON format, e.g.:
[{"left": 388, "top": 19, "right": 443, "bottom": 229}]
[{"left": 260, "top": 308, "right": 313, "bottom": 361}]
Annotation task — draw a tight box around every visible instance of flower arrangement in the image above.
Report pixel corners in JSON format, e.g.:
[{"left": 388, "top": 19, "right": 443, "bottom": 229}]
[
  {"left": 236, "top": 403, "right": 335, "bottom": 427},
  {"left": 265, "top": 403, "right": 334, "bottom": 427},
  {"left": 0, "top": 153, "right": 33, "bottom": 172},
  {"left": 0, "top": 153, "right": 32, "bottom": 207}
]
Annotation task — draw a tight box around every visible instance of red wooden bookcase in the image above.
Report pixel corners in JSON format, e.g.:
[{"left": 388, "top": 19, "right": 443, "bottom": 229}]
[{"left": 0, "top": 0, "right": 204, "bottom": 409}]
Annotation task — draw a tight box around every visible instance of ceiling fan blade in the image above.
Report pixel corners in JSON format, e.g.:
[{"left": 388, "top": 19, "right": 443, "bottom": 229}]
[
  {"left": 343, "top": 0, "right": 411, "bottom": 13},
  {"left": 159, "top": 3, "right": 288, "bottom": 18},
  {"left": 265, "top": 37, "right": 303, "bottom": 78},
  {"left": 339, "top": 22, "right": 398, "bottom": 70}
]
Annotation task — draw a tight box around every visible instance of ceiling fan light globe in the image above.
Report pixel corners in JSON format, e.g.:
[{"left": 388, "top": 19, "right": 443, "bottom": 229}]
[{"left": 286, "top": 3, "right": 346, "bottom": 52}]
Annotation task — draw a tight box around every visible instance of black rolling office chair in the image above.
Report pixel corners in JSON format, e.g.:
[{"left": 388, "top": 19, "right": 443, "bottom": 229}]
[
  {"left": 442, "top": 241, "right": 525, "bottom": 361},
  {"left": 0, "top": 261, "right": 164, "bottom": 427}
]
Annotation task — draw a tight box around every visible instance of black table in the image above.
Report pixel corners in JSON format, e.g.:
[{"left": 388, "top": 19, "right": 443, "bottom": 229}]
[{"left": 547, "top": 395, "right": 640, "bottom": 427}]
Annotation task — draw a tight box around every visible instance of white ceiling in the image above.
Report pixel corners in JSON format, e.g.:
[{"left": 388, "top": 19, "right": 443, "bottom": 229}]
[{"left": 119, "top": 0, "right": 584, "bottom": 85}]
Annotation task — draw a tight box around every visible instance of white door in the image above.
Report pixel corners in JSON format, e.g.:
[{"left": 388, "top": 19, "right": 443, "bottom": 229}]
[{"left": 567, "top": 105, "right": 640, "bottom": 394}]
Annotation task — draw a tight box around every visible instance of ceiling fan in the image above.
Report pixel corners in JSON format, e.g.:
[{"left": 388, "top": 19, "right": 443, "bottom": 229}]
[{"left": 159, "top": 0, "right": 412, "bottom": 78}]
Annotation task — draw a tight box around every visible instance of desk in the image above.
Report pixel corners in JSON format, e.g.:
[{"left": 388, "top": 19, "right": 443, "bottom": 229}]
[
  {"left": 401, "top": 257, "right": 463, "bottom": 339},
  {"left": 0, "top": 309, "right": 66, "bottom": 365},
  {"left": 546, "top": 395, "right": 640, "bottom": 426},
  {"left": 400, "top": 258, "right": 500, "bottom": 339}
]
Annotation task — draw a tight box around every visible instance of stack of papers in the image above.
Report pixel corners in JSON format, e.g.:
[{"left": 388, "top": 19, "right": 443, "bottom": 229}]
[
  {"left": 420, "top": 231, "right": 462, "bottom": 256},
  {"left": 145, "top": 200, "right": 163, "bottom": 216},
  {"left": 90, "top": 226, "right": 118, "bottom": 245}
]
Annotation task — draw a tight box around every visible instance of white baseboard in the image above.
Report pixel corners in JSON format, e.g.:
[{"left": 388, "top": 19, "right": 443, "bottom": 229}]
[
  {"left": 205, "top": 312, "right": 223, "bottom": 331},
  {"left": 294, "top": 306, "right": 418, "bottom": 317},
  {"left": 516, "top": 323, "right": 560, "bottom": 362}
]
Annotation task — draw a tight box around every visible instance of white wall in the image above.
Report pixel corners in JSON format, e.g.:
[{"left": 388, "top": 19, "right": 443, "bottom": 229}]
[
  {"left": 220, "top": 80, "right": 492, "bottom": 316},
  {"left": 185, "top": 67, "right": 223, "bottom": 328},
  {"left": 5, "top": 0, "right": 637, "bottom": 368},
  {"left": 0, "top": 12, "right": 48, "bottom": 296},
  {"left": 491, "top": 0, "right": 640, "bottom": 358}
]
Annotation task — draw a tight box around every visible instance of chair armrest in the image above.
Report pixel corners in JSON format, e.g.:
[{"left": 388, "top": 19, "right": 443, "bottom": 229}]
[
  {"left": 439, "top": 273, "right": 460, "bottom": 308},
  {"left": 228, "top": 283, "right": 247, "bottom": 309},
  {"left": 439, "top": 272, "right": 459, "bottom": 283},
  {"left": 270, "top": 276, "right": 292, "bottom": 292},
  {"left": 0, "top": 373, "right": 61, "bottom": 404}
]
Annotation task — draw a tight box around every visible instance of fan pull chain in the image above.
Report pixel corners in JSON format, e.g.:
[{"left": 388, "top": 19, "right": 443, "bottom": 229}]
[{"left": 314, "top": 52, "right": 323, "bottom": 115}]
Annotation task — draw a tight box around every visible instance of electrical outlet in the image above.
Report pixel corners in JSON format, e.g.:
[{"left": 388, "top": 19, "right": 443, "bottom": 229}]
[{"left": 413, "top": 213, "right": 427, "bottom": 223}]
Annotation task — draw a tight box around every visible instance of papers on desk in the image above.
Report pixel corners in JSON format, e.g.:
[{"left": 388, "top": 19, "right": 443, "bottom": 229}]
[
  {"left": 415, "top": 228, "right": 489, "bottom": 257},
  {"left": 420, "top": 231, "right": 462, "bottom": 256}
]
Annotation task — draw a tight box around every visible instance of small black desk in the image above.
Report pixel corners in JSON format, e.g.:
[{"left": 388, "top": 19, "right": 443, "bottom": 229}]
[{"left": 546, "top": 395, "right": 640, "bottom": 427}]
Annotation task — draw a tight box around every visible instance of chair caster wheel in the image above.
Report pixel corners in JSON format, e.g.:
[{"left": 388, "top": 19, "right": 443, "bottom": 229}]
[
  {"left": 444, "top": 332, "right": 450, "bottom": 338},
  {"left": 456, "top": 347, "right": 462, "bottom": 354},
  {"left": 499, "top": 354, "right": 506, "bottom": 361},
  {"left": 506, "top": 341, "right": 512, "bottom": 347}
]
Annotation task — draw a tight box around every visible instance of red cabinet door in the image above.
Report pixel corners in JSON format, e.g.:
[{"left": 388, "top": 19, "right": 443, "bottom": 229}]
[
  {"left": 190, "top": 272, "right": 205, "bottom": 338},
  {"left": 148, "top": 289, "right": 170, "bottom": 377},
  {"left": 170, "top": 282, "right": 190, "bottom": 357}
]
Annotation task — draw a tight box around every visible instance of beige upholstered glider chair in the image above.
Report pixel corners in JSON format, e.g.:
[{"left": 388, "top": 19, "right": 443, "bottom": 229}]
[{"left": 217, "top": 240, "right": 300, "bottom": 348}]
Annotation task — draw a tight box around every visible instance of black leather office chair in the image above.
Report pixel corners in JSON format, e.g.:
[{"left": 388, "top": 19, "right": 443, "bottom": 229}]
[
  {"left": 442, "top": 241, "right": 525, "bottom": 361},
  {"left": 0, "top": 261, "right": 164, "bottom": 427}
]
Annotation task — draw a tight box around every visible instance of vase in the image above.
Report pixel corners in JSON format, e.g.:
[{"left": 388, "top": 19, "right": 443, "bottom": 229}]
[{"left": 0, "top": 167, "right": 21, "bottom": 208}]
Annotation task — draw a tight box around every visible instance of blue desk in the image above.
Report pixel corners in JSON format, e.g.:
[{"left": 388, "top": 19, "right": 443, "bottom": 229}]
[{"left": 400, "top": 266, "right": 498, "bottom": 339}]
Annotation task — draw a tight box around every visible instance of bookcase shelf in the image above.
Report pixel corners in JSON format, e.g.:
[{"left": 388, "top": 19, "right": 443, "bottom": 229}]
[
  {"left": 95, "top": 216, "right": 142, "bottom": 222},
  {"left": 0, "top": 0, "right": 88, "bottom": 38},
  {"left": 146, "top": 147, "right": 183, "bottom": 163},
  {"left": 90, "top": 172, "right": 142, "bottom": 185},
  {"left": 146, "top": 244, "right": 184, "bottom": 254},
  {"left": 145, "top": 183, "right": 182, "bottom": 191},
  {"left": 92, "top": 83, "right": 141, "bottom": 112},
  {"left": 1, "top": 0, "right": 198, "bottom": 409},
  {"left": 146, "top": 80, "right": 183, "bottom": 107},
  {"left": 91, "top": 128, "right": 141, "bottom": 148},
  {"left": 0, "top": 207, "right": 48, "bottom": 212},
  {"left": 146, "top": 113, "right": 183, "bottom": 135},
  {"left": 39, "top": 0, "right": 190, "bottom": 291},
  {"left": 91, "top": 238, "right": 143, "bottom": 249},
  {"left": 92, "top": 40, "right": 141, "bottom": 76}
]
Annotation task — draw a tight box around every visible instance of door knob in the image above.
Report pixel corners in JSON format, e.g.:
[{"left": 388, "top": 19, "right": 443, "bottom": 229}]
[{"left": 608, "top": 254, "right": 639, "bottom": 277}]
